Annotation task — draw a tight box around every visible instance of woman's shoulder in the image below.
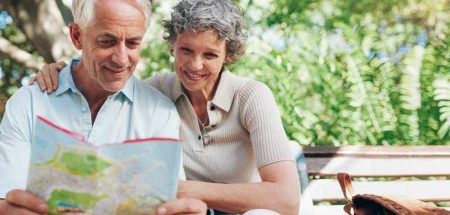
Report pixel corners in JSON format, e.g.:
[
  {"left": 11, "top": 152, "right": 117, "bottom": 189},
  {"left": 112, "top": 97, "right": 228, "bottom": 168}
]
[
  {"left": 142, "top": 72, "right": 179, "bottom": 102},
  {"left": 223, "top": 72, "right": 276, "bottom": 113},
  {"left": 222, "top": 71, "right": 270, "bottom": 94},
  {"left": 232, "top": 74, "right": 272, "bottom": 99},
  {"left": 143, "top": 72, "right": 177, "bottom": 87}
]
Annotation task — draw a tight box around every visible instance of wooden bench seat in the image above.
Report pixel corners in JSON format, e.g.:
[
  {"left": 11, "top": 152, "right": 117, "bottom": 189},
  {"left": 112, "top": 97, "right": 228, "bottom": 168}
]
[{"left": 296, "top": 145, "right": 450, "bottom": 214}]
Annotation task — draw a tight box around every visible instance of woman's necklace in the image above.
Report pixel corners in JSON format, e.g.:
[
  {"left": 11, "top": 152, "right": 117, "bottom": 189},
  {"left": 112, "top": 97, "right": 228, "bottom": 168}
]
[{"left": 197, "top": 114, "right": 212, "bottom": 146}]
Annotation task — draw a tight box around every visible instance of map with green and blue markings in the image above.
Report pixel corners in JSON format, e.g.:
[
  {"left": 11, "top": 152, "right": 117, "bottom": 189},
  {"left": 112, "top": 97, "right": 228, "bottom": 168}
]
[{"left": 27, "top": 116, "right": 181, "bottom": 215}]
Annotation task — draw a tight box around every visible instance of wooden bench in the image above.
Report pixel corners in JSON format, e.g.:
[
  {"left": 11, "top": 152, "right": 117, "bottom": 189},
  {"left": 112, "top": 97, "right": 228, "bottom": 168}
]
[{"left": 294, "top": 145, "right": 450, "bottom": 215}]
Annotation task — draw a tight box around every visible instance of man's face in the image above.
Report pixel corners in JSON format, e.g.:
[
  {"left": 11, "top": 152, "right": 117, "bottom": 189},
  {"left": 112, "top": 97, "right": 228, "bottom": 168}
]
[{"left": 74, "top": 0, "right": 146, "bottom": 92}]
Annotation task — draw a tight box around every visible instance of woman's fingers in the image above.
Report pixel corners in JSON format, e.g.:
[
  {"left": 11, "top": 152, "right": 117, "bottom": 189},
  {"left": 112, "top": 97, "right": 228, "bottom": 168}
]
[
  {"left": 47, "top": 61, "right": 66, "bottom": 91},
  {"left": 42, "top": 65, "right": 54, "bottom": 93},
  {"left": 34, "top": 64, "right": 51, "bottom": 92},
  {"left": 49, "top": 63, "right": 63, "bottom": 90},
  {"left": 34, "top": 62, "right": 65, "bottom": 93},
  {"left": 28, "top": 75, "right": 37, "bottom": 86},
  {"left": 56, "top": 61, "right": 67, "bottom": 69},
  {"left": 156, "top": 198, "right": 207, "bottom": 215}
]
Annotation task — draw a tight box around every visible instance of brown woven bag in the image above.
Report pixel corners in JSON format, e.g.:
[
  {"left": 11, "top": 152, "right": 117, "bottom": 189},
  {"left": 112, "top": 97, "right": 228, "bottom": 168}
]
[{"left": 337, "top": 173, "right": 450, "bottom": 215}]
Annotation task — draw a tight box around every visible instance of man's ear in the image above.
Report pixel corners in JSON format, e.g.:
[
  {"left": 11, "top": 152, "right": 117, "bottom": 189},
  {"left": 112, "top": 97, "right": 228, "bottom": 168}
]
[{"left": 69, "top": 23, "right": 83, "bottom": 50}]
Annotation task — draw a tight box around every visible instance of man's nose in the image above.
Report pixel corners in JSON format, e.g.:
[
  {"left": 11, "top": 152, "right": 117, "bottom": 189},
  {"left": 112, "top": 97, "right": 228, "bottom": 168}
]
[{"left": 111, "top": 43, "right": 129, "bottom": 66}]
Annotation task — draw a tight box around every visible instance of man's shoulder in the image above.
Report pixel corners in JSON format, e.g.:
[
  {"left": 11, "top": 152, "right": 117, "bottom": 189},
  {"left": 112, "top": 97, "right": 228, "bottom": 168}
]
[
  {"left": 9, "top": 83, "right": 45, "bottom": 102},
  {"left": 2, "top": 84, "right": 46, "bottom": 125}
]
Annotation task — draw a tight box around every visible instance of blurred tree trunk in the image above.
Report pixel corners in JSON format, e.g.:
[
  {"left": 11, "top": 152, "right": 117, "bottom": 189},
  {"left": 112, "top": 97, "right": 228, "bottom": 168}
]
[
  {"left": 0, "top": 0, "right": 76, "bottom": 66},
  {"left": 0, "top": 37, "right": 44, "bottom": 70}
]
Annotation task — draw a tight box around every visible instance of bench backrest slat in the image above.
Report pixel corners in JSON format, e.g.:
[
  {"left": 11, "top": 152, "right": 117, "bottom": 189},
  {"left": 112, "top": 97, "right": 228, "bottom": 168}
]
[
  {"left": 304, "top": 146, "right": 450, "bottom": 177},
  {"left": 303, "top": 146, "right": 450, "bottom": 157}
]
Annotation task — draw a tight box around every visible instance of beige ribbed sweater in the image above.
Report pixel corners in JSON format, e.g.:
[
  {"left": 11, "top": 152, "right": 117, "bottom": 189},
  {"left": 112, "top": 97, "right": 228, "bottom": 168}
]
[{"left": 144, "top": 71, "right": 293, "bottom": 183}]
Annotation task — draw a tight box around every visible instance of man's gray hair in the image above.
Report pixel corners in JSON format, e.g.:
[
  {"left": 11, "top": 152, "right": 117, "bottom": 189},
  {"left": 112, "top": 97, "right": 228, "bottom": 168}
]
[
  {"left": 72, "top": 0, "right": 152, "bottom": 29},
  {"left": 163, "top": 0, "right": 248, "bottom": 65}
]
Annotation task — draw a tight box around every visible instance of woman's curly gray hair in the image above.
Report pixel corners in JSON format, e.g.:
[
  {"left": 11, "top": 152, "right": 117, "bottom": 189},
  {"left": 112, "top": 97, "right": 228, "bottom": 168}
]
[{"left": 163, "top": 0, "right": 248, "bottom": 65}]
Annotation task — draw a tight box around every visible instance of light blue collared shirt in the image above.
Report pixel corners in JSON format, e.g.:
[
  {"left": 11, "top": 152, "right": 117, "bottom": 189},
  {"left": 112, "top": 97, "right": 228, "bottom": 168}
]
[{"left": 0, "top": 59, "right": 180, "bottom": 197}]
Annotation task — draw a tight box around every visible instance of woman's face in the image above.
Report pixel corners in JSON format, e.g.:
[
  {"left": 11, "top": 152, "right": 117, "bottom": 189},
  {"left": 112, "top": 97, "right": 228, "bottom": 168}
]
[{"left": 172, "top": 29, "right": 227, "bottom": 98}]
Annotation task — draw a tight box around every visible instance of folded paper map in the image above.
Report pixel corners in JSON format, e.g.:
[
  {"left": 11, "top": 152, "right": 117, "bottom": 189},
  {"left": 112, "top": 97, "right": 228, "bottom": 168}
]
[{"left": 27, "top": 116, "right": 181, "bottom": 215}]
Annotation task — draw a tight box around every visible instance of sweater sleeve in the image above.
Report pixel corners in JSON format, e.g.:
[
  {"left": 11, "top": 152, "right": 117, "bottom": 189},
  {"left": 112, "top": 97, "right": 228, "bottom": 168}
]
[{"left": 238, "top": 81, "right": 293, "bottom": 168}]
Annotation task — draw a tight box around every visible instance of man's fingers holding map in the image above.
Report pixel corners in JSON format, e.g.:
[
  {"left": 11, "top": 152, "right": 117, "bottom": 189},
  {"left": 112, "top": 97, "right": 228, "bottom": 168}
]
[{"left": 5, "top": 189, "right": 48, "bottom": 213}]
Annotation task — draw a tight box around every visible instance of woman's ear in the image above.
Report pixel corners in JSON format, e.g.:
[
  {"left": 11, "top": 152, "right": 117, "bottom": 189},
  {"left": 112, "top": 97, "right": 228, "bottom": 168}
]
[
  {"left": 224, "top": 47, "right": 230, "bottom": 65},
  {"left": 69, "top": 23, "right": 83, "bottom": 50},
  {"left": 169, "top": 43, "right": 174, "bottom": 55},
  {"left": 220, "top": 41, "right": 229, "bottom": 64}
]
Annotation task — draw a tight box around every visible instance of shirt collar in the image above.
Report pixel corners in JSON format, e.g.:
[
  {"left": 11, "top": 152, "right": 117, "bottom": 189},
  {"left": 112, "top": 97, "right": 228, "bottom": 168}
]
[
  {"left": 172, "top": 70, "right": 235, "bottom": 112},
  {"left": 55, "top": 58, "right": 135, "bottom": 102},
  {"left": 55, "top": 58, "right": 79, "bottom": 96},
  {"left": 210, "top": 70, "right": 234, "bottom": 112},
  {"left": 120, "top": 76, "right": 135, "bottom": 102},
  {"left": 172, "top": 75, "right": 185, "bottom": 102}
]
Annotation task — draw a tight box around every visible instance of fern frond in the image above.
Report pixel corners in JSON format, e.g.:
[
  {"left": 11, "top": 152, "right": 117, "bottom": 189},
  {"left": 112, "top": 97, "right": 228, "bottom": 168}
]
[
  {"left": 399, "top": 46, "right": 425, "bottom": 110},
  {"left": 433, "top": 79, "right": 450, "bottom": 139},
  {"left": 396, "top": 45, "right": 425, "bottom": 144},
  {"left": 344, "top": 56, "right": 382, "bottom": 135}
]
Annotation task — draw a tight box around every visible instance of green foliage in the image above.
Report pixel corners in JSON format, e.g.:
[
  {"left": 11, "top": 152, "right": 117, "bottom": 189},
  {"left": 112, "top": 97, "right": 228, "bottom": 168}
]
[
  {"left": 138, "top": 4, "right": 173, "bottom": 79},
  {"left": 0, "top": 8, "right": 39, "bottom": 114},
  {"left": 434, "top": 78, "right": 450, "bottom": 139},
  {"left": 232, "top": 0, "right": 450, "bottom": 145},
  {"left": 426, "top": 34, "right": 450, "bottom": 141}
]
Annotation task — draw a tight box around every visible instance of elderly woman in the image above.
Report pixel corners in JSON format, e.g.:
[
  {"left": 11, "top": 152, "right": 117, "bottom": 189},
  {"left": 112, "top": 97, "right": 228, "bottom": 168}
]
[{"left": 33, "top": 0, "right": 300, "bottom": 214}]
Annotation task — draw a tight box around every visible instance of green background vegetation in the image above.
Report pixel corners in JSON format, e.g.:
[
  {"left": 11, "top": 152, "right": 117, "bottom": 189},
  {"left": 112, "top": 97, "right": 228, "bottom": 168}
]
[{"left": 1, "top": 0, "right": 449, "bottom": 146}]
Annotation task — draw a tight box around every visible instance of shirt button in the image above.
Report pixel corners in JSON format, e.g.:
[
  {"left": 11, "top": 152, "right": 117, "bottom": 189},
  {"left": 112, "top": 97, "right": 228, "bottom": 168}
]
[
  {"left": 81, "top": 106, "right": 87, "bottom": 112},
  {"left": 198, "top": 135, "right": 201, "bottom": 140},
  {"left": 210, "top": 105, "right": 216, "bottom": 111},
  {"left": 212, "top": 124, "right": 216, "bottom": 128}
]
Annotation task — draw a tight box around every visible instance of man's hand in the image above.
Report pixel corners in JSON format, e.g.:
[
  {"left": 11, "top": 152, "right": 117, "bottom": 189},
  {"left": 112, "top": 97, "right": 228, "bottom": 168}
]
[
  {"left": 0, "top": 189, "right": 48, "bottom": 215},
  {"left": 156, "top": 198, "right": 207, "bottom": 215}
]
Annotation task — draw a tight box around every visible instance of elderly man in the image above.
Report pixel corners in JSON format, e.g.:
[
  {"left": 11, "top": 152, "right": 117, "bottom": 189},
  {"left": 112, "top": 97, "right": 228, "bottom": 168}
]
[{"left": 0, "top": 0, "right": 206, "bottom": 214}]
